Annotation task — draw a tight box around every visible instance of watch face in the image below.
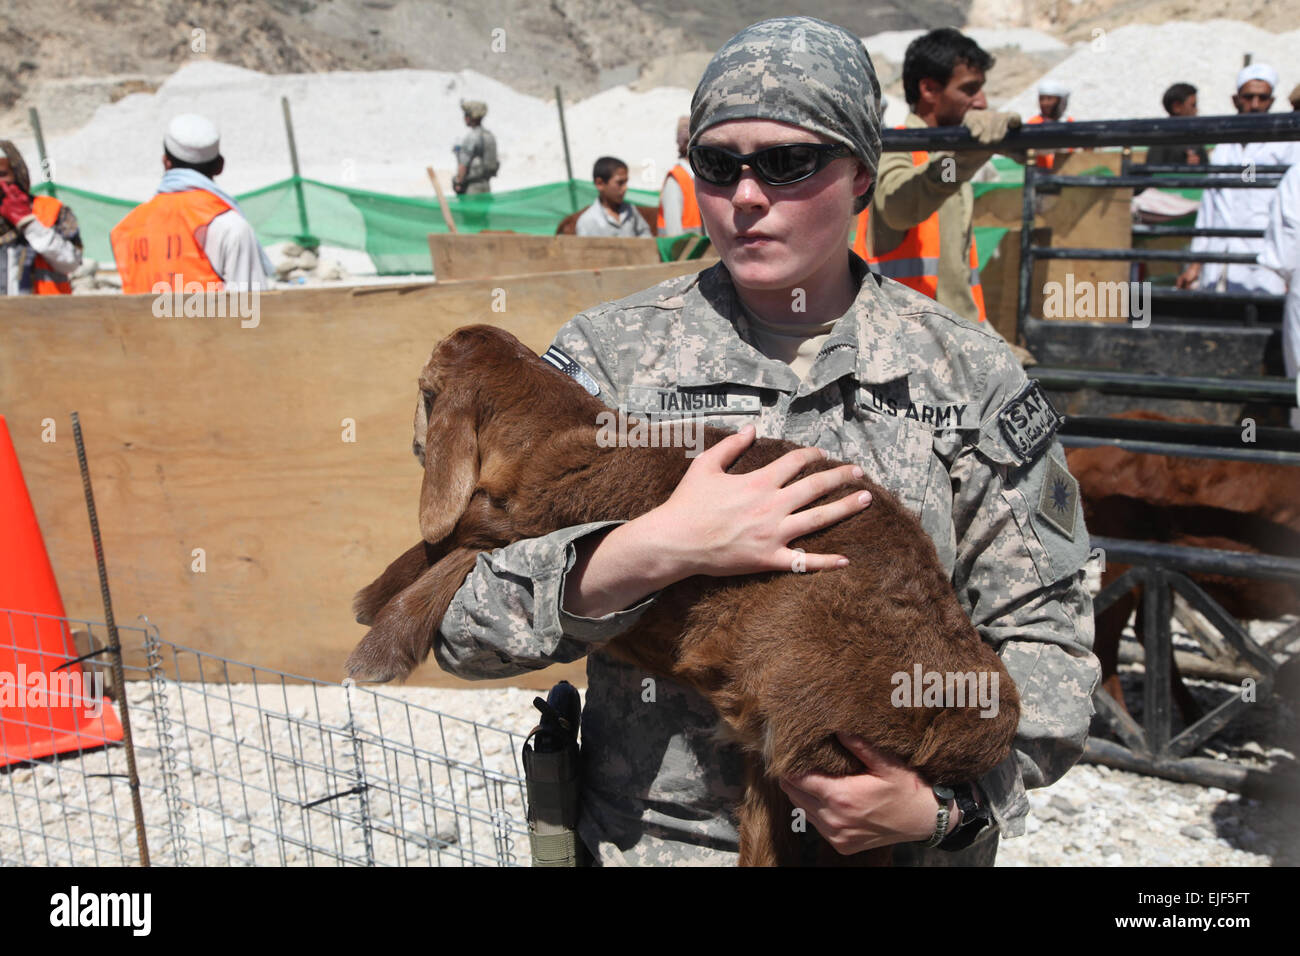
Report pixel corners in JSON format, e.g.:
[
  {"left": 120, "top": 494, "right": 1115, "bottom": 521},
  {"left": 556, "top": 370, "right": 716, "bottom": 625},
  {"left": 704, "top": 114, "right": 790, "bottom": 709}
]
[{"left": 934, "top": 785, "right": 955, "bottom": 801}]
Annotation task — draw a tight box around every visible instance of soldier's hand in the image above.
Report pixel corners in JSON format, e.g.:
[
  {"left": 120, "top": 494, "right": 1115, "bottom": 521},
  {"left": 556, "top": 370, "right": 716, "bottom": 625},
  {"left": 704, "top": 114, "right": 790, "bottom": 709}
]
[
  {"left": 642, "top": 425, "right": 872, "bottom": 579},
  {"left": 779, "top": 734, "right": 950, "bottom": 853}
]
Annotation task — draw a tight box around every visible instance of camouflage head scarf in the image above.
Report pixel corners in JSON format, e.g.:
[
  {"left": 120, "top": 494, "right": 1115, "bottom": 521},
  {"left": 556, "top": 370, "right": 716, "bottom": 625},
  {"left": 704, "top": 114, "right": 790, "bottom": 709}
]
[{"left": 688, "top": 16, "right": 882, "bottom": 213}]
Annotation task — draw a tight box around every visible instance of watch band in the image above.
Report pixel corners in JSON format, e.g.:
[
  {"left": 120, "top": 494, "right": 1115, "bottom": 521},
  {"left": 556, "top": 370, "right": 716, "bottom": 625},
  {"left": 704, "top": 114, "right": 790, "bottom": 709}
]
[
  {"left": 938, "top": 782, "right": 993, "bottom": 852},
  {"left": 924, "top": 784, "right": 955, "bottom": 848}
]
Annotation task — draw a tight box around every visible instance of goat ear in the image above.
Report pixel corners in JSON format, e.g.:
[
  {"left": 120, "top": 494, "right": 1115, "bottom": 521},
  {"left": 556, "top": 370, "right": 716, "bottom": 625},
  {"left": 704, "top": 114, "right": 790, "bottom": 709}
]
[
  {"left": 345, "top": 547, "right": 483, "bottom": 682},
  {"left": 412, "top": 388, "right": 430, "bottom": 464},
  {"left": 419, "top": 386, "right": 479, "bottom": 544}
]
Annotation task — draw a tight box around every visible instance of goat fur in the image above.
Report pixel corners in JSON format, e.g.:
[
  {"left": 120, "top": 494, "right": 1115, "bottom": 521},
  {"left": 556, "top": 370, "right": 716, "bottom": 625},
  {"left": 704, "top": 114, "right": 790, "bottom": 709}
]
[{"left": 348, "top": 324, "right": 1021, "bottom": 866}]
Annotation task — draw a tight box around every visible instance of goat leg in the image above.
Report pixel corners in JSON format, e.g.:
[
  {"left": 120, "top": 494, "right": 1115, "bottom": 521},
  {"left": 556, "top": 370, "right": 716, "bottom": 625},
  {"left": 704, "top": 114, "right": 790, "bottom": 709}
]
[
  {"left": 736, "top": 756, "right": 893, "bottom": 867},
  {"left": 353, "top": 540, "right": 441, "bottom": 626},
  {"left": 737, "top": 757, "right": 786, "bottom": 866},
  {"left": 346, "top": 546, "right": 483, "bottom": 682}
]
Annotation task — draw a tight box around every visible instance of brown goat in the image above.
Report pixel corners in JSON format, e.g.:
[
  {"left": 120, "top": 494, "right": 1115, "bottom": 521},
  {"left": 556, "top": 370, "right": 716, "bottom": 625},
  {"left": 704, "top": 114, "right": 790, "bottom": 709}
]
[
  {"left": 348, "top": 324, "right": 1021, "bottom": 866},
  {"left": 1067, "top": 411, "right": 1300, "bottom": 722}
]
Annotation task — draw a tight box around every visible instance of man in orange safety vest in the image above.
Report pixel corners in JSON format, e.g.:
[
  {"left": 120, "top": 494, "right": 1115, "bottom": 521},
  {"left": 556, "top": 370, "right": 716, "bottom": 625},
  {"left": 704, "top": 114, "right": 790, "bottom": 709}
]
[
  {"left": 656, "top": 116, "right": 703, "bottom": 237},
  {"left": 854, "top": 28, "right": 1025, "bottom": 329},
  {"left": 0, "top": 140, "right": 82, "bottom": 295},
  {"left": 111, "top": 114, "right": 272, "bottom": 295}
]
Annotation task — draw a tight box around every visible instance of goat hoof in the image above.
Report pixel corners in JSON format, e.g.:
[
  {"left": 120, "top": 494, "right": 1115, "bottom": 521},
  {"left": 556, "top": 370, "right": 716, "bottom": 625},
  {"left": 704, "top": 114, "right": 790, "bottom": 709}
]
[{"left": 344, "top": 644, "right": 408, "bottom": 684}]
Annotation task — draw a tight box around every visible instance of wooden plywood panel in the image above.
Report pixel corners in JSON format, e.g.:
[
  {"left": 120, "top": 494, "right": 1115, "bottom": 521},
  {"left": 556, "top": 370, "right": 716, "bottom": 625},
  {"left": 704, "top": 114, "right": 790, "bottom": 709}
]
[
  {"left": 429, "top": 233, "right": 664, "bottom": 280},
  {"left": 0, "top": 260, "right": 715, "bottom": 688},
  {"left": 1039, "top": 184, "right": 1134, "bottom": 323},
  {"left": 979, "top": 228, "right": 1051, "bottom": 346},
  {"left": 973, "top": 152, "right": 1134, "bottom": 324}
]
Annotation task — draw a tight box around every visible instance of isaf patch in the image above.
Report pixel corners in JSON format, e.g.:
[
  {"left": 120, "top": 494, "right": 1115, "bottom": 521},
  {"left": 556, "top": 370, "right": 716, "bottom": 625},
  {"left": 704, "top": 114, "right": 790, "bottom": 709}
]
[
  {"left": 997, "top": 380, "right": 1063, "bottom": 465},
  {"left": 1036, "top": 454, "right": 1079, "bottom": 540},
  {"left": 541, "top": 345, "right": 600, "bottom": 396}
]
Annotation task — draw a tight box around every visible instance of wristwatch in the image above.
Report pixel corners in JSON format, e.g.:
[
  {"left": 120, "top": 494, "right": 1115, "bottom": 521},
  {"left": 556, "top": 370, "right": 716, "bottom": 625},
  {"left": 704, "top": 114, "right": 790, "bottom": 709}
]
[
  {"left": 937, "top": 782, "right": 993, "bottom": 852},
  {"left": 923, "top": 784, "right": 955, "bottom": 847}
]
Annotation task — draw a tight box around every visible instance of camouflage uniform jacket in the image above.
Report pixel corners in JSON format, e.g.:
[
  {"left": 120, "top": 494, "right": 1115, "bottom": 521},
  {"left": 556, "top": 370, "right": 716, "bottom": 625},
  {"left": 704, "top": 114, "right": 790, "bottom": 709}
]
[
  {"left": 433, "top": 255, "right": 1100, "bottom": 865},
  {"left": 457, "top": 126, "right": 497, "bottom": 188}
]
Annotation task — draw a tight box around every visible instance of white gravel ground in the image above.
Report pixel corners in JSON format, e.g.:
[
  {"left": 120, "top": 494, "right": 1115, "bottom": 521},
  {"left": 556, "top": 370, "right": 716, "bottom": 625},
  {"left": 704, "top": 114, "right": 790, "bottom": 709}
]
[{"left": 3, "top": 617, "right": 1295, "bottom": 868}]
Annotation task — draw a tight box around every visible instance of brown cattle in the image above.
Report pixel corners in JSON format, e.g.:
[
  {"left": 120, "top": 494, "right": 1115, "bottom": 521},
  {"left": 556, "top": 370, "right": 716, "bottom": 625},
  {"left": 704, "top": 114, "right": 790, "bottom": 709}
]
[{"left": 1067, "top": 411, "right": 1300, "bottom": 721}]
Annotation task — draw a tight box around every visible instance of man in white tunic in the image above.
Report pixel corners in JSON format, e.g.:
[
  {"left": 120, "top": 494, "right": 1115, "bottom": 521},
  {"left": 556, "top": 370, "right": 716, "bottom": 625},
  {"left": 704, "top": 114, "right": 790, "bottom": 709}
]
[
  {"left": 1177, "top": 65, "right": 1297, "bottom": 295},
  {"left": 1259, "top": 163, "right": 1300, "bottom": 428}
]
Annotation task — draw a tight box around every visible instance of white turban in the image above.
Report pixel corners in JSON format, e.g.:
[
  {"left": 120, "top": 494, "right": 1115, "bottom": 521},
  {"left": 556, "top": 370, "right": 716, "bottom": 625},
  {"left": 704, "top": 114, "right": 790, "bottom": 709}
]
[
  {"left": 1236, "top": 64, "right": 1278, "bottom": 92},
  {"left": 1038, "top": 78, "right": 1071, "bottom": 97},
  {"left": 164, "top": 114, "right": 220, "bottom": 164}
]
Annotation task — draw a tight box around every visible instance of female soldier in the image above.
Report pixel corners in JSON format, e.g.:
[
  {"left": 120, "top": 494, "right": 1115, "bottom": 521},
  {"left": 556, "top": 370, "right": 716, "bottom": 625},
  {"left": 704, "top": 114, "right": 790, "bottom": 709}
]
[{"left": 433, "top": 16, "right": 1099, "bottom": 866}]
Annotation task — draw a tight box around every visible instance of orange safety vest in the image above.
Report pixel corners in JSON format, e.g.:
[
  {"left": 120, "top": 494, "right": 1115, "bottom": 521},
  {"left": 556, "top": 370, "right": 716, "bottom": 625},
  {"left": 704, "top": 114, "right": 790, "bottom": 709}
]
[
  {"left": 1025, "top": 114, "right": 1075, "bottom": 170},
  {"left": 31, "top": 195, "right": 72, "bottom": 295},
  {"left": 857, "top": 143, "right": 986, "bottom": 323},
  {"left": 656, "top": 164, "right": 702, "bottom": 232},
  {"left": 110, "top": 190, "right": 231, "bottom": 294}
]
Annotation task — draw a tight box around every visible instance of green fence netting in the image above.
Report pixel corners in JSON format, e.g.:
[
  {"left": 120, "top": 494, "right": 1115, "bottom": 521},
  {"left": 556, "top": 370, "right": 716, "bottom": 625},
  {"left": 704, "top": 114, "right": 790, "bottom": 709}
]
[
  {"left": 32, "top": 178, "right": 664, "bottom": 275},
  {"left": 34, "top": 161, "right": 1151, "bottom": 277}
]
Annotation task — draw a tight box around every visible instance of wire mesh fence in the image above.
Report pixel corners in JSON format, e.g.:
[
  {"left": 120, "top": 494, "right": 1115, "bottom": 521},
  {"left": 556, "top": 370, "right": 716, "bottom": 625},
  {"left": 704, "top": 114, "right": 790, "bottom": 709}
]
[{"left": 0, "top": 608, "right": 531, "bottom": 867}]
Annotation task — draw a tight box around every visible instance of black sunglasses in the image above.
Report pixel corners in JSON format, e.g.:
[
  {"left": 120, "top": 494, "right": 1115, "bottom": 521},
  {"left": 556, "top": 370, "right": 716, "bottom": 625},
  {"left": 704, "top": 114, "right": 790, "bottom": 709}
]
[{"left": 688, "top": 142, "right": 852, "bottom": 187}]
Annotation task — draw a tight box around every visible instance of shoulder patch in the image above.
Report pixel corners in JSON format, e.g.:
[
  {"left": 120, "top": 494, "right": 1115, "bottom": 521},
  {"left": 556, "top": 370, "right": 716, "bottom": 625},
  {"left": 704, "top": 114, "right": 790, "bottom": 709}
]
[
  {"left": 541, "top": 345, "right": 600, "bottom": 396},
  {"left": 997, "top": 380, "right": 1063, "bottom": 465},
  {"left": 1035, "top": 454, "right": 1079, "bottom": 541}
]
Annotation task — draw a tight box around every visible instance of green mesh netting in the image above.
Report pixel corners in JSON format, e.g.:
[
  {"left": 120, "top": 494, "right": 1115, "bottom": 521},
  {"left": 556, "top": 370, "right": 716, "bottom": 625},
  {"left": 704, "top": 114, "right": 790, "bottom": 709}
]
[
  {"left": 32, "top": 172, "right": 1048, "bottom": 277},
  {"left": 31, "top": 178, "right": 664, "bottom": 275}
]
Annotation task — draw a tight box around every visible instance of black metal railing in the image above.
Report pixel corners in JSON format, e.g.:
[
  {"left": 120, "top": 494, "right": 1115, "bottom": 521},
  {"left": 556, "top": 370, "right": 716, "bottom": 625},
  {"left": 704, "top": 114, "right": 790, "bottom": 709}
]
[
  {"left": 880, "top": 112, "right": 1300, "bottom": 153},
  {"left": 1083, "top": 539, "right": 1296, "bottom": 792},
  {"left": 877, "top": 116, "right": 1300, "bottom": 792}
]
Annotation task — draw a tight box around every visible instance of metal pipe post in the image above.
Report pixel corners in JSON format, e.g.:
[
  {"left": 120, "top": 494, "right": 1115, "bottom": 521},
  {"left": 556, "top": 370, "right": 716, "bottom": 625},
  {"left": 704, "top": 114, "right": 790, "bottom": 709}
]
[
  {"left": 555, "top": 86, "right": 578, "bottom": 214},
  {"left": 281, "top": 96, "right": 318, "bottom": 249},
  {"left": 71, "top": 412, "right": 150, "bottom": 866},
  {"left": 28, "top": 107, "right": 56, "bottom": 198},
  {"left": 1017, "top": 159, "right": 1036, "bottom": 338}
]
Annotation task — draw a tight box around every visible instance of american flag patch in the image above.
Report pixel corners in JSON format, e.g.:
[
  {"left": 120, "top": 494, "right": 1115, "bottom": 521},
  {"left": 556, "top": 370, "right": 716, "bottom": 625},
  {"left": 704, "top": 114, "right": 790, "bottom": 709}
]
[{"left": 540, "top": 345, "right": 600, "bottom": 396}]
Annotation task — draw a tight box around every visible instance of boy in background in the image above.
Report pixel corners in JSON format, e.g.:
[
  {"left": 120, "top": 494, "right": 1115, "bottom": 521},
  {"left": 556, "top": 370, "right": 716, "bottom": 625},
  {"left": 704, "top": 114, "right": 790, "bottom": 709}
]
[{"left": 576, "top": 157, "right": 652, "bottom": 238}]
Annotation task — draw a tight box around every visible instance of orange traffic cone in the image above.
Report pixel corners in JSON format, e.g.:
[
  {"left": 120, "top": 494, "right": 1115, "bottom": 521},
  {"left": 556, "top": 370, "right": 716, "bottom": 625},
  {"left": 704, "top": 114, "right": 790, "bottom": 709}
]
[{"left": 0, "top": 415, "right": 123, "bottom": 766}]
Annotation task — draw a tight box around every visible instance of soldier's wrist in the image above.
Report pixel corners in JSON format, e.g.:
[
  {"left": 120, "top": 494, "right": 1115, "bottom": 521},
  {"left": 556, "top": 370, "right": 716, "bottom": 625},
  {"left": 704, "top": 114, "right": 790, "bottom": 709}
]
[{"left": 623, "top": 509, "right": 698, "bottom": 587}]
